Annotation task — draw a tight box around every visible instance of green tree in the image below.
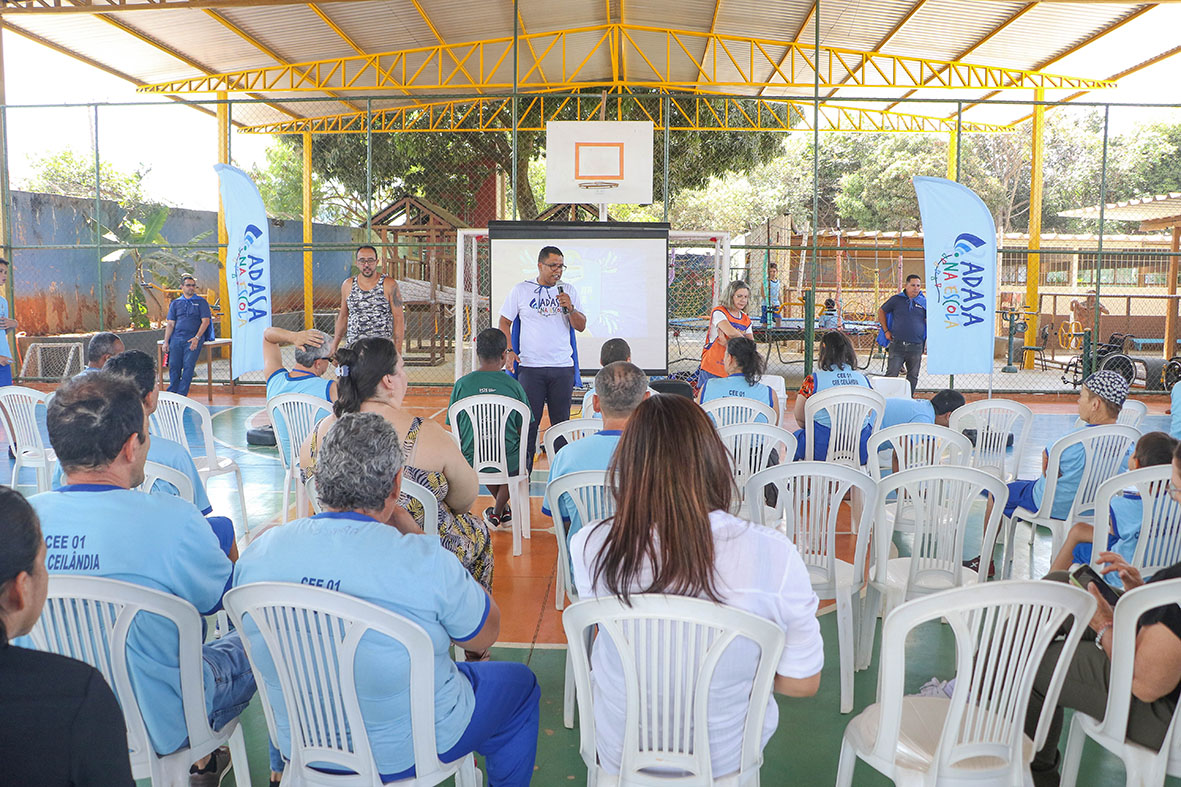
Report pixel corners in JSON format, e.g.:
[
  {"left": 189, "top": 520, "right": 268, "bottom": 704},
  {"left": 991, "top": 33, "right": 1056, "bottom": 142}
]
[{"left": 19, "top": 148, "right": 149, "bottom": 216}]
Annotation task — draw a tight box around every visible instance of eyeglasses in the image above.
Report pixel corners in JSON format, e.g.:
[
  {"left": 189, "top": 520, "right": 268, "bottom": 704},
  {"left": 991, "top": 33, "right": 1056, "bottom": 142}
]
[
  {"left": 541, "top": 262, "right": 566, "bottom": 270},
  {"left": 357, "top": 257, "right": 379, "bottom": 264}
]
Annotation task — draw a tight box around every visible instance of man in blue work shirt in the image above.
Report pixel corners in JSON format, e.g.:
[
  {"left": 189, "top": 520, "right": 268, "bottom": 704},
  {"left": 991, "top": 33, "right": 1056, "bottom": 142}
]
[
  {"left": 163, "top": 274, "right": 212, "bottom": 396},
  {"left": 877, "top": 274, "right": 927, "bottom": 394}
]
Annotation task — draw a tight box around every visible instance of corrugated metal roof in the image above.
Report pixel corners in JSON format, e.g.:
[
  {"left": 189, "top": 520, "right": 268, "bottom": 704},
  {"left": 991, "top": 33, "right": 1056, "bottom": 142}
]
[
  {"left": 2, "top": 0, "right": 1172, "bottom": 127},
  {"left": 1059, "top": 193, "right": 1181, "bottom": 223}
]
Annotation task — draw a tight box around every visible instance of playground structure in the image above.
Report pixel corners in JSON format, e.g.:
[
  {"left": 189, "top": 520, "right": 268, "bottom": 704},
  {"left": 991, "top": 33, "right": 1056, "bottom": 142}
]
[{"left": 1, "top": 3, "right": 1180, "bottom": 393}]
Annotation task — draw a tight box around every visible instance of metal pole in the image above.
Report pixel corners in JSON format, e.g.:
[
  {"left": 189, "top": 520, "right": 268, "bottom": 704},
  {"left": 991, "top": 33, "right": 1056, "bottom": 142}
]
[
  {"left": 365, "top": 98, "right": 373, "bottom": 237},
  {"left": 302, "top": 130, "right": 314, "bottom": 329},
  {"left": 663, "top": 93, "right": 671, "bottom": 222},
  {"left": 804, "top": 0, "right": 820, "bottom": 377},
  {"left": 510, "top": 0, "right": 519, "bottom": 221},
  {"left": 1094, "top": 105, "right": 1110, "bottom": 372},
  {"left": 216, "top": 93, "right": 231, "bottom": 339},
  {"left": 953, "top": 100, "right": 963, "bottom": 393},
  {"left": 93, "top": 104, "right": 103, "bottom": 331},
  {"left": 0, "top": 30, "right": 15, "bottom": 364},
  {"left": 1023, "top": 87, "right": 1046, "bottom": 370}
]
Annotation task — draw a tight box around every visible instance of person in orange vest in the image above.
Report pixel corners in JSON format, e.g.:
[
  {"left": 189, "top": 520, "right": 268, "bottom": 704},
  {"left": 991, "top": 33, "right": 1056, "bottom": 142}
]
[{"left": 697, "top": 279, "right": 753, "bottom": 391}]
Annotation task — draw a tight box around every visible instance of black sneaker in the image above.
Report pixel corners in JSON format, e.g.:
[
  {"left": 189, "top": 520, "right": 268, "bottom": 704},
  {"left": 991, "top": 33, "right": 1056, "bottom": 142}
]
[{"left": 189, "top": 746, "right": 231, "bottom": 786}]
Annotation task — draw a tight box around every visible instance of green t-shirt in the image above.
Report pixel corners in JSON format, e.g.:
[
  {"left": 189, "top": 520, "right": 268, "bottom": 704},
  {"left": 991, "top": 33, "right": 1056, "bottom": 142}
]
[{"left": 446, "top": 370, "right": 533, "bottom": 470}]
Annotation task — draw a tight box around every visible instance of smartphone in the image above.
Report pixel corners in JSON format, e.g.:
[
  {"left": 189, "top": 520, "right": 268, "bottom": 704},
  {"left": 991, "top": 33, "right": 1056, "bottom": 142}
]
[{"left": 1069, "top": 564, "right": 1121, "bottom": 606}]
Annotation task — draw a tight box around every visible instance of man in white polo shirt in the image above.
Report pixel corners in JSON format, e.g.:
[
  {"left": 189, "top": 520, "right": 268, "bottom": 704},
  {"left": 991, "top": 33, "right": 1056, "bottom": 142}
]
[{"left": 498, "top": 245, "right": 587, "bottom": 471}]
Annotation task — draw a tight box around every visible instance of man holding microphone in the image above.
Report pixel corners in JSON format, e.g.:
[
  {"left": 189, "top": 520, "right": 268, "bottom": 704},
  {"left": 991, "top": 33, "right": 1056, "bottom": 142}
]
[{"left": 499, "top": 246, "right": 587, "bottom": 471}]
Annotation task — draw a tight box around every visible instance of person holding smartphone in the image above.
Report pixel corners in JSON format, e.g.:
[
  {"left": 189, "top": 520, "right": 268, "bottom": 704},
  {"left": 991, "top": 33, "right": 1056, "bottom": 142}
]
[{"left": 1023, "top": 443, "right": 1181, "bottom": 786}]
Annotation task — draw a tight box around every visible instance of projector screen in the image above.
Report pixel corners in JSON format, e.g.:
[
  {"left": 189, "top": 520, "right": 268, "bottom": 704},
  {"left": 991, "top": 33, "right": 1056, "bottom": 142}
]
[{"left": 489, "top": 221, "right": 670, "bottom": 375}]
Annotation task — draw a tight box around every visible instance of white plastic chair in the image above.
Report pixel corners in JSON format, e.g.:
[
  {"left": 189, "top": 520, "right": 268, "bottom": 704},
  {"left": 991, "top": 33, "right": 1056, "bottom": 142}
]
[
  {"left": 304, "top": 476, "right": 323, "bottom": 514},
  {"left": 746, "top": 461, "right": 875, "bottom": 714},
  {"left": 152, "top": 391, "right": 248, "bottom": 533},
  {"left": 400, "top": 475, "right": 441, "bottom": 537},
  {"left": 764, "top": 374, "right": 788, "bottom": 426},
  {"left": 1118, "top": 399, "right": 1149, "bottom": 429},
  {"left": 948, "top": 399, "right": 1033, "bottom": 484},
  {"left": 868, "top": 376, "right": 912, "bottom": 400},
  {"left": 716, "top": 423, "right": 796, "bottom": 520},
  {"left": 267, "top": 393, "right": 332, "bottom": 522},
  {"left": 1090, "top": 466, "right": 1181, "bottom": 580},
  {"left": 837, "top": 581, "right": 1097, "bottom": 787},
  {"left": 1060, "top": 577, "right": 1181, "bottom": 787},
  {"left": 447, "top": 394, "right": 532, "bottom": 555},
  {"left": 140, "top": 459, "right": 196, "bottom": 503},
  {"left": 0, "top": 385, "right": 56, "bottom": 493},
  {"left": 1007, "top": 424, "right": 1140, "bottom": 576},
  {"left": 701, "top": 396, "right": 777, "bottom": 429},
  {"left": 563, "top": 594, "right": 785, "bottom": 786},
  {"left": 223, "top": 582, "right": 480, "bottom": 787},
  {"left": 29, "top": 575, "right": 250, "bottom": 787},
  {"left": 542, "top": 417, "right": 602, "bottom": 461},
  {"left": 867, "top": 423, "right": 974, "bottom": 534},
  {"left": 803, "top": 386, "right": 885, "bottom": 469},
  {"left": 859, "top": 465, "right": 1009, "bottom": 670},
  {"left": 544, "top": 469, "right": 615, "bottom": 729}
]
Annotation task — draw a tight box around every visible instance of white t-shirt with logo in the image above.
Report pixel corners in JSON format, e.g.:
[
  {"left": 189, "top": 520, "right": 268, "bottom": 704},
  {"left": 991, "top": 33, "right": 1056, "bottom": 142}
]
[{"left": 499, "top": 279, "right": 581, "bottom": 368}]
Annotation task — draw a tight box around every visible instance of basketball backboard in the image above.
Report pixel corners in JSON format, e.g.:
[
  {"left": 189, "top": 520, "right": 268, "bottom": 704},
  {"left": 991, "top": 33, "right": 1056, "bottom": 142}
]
[{"left": 545, "top": 121, "right": 654, "bottom": 205}]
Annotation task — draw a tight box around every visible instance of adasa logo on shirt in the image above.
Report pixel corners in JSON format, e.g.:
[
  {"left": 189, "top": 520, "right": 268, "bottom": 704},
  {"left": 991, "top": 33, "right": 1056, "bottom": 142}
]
[{"left": 528, "top": 292, "right": 563, "bottom": 318}]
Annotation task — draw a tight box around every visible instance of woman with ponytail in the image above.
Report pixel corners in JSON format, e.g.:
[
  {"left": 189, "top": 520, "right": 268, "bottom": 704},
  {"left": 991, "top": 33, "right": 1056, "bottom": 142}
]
[
  {"left": 301, "top": 338, "right": 494, "bottom": 600},
  {"left": 0, "top": 486, "right": 133, "bottom": 784},
  {"left": 697, "top": 336, "right": 778, "bottom": 422}
]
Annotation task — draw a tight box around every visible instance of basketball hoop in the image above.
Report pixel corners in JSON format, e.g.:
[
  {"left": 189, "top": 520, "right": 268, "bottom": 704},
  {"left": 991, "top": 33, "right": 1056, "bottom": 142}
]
[{"left": 577, "top": 181, "right": 620, "bottom": 191}]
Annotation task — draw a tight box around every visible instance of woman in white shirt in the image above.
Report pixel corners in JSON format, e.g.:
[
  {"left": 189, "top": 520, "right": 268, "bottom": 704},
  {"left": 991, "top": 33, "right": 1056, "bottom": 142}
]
[{"left": 569, "top": 395, "right": 823, "bottom": 778}]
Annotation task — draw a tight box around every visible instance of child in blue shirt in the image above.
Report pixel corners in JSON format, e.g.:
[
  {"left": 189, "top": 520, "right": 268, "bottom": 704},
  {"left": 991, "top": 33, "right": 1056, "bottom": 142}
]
[
  {"left": 1049, "top": 430, "right": 1178, "bottom": 585},
  {"left": 1002, "top": 369, "right": 1129, "bottom": 520}
]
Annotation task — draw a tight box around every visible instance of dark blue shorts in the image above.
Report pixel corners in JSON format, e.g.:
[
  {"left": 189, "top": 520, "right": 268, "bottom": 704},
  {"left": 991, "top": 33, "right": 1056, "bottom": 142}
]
[
  {"left": 793, "top": 422, "right": 873, "bottom": 465},
  {"left": 1004, "top": 479, "right": 1040, "bottom": 518},
  {"left": 1072, "top": 533, "right": 1118, "bottom": 565}
]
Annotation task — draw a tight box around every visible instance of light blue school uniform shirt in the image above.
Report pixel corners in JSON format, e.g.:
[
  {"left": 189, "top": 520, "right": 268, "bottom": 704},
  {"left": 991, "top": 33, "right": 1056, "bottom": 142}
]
[
  {"left": 1171, "top": 381, "right": 1181, "bottom": 440},
  {"left": 51, "top": 435, "right": 211, "bottom": 514},
  {"left": 806, "top": 365, "right": 871, "bottom": 428},
  {"left": 265, "top": 368, "right": 333, "bottom": 460},
  {"left": 1031, "top": 422, "right": 1130, "bottom": 521},
  {"left": 233, "top": 512, "right": 490, "bottom": 774},
  {"left": 881, "top": 398, "right": 936, "bottom": 430},
  {"left": 29, "top": 485, "right": 232, "bottom": 755},
  {"left": 699, "top": 374, "right": 774, "bottom": 422},
  {"left": 542, "top": 431, "right": 623, "bottom": 560}
]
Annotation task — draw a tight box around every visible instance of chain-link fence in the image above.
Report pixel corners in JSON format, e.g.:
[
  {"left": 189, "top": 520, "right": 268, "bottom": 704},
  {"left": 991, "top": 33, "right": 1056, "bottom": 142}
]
[{"left": 5, "top": 93, "right": 1181, "bottom": 393}]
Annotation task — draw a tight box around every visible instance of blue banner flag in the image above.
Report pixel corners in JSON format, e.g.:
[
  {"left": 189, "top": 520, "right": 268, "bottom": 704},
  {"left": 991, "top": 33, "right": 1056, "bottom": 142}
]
[
  {"left": 913, "top": 176, "right": 997, "bottom": 375},
  {"left": 214, "top": 164, "right": 272, "bottom": 377}
]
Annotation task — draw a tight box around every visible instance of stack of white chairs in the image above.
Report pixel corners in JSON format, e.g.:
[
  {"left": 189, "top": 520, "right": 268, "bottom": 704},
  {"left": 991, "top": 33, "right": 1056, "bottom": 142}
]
[
  {"left": 838, "top": 581, "right": 1096, "bottom": 786},
  {"left": 152, "top": 391, "right": 248, "bottom": 534},
  {"left": 447, "top": 393, "right": 532, "bottom": 555},
  {"left": 747, "top": 461, "right": 875, "bottom": 714}
]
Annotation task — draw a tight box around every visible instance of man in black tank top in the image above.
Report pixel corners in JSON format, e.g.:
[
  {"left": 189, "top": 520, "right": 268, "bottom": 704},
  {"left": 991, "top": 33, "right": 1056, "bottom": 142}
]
[{"left": 332, "top": 245, "right": 406, "bottom": 352}]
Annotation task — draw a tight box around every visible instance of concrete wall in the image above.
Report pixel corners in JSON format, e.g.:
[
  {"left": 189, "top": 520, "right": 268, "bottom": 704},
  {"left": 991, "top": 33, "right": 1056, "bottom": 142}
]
[{"left": 10, "top": 190, "right": 362, "bottom": 336}]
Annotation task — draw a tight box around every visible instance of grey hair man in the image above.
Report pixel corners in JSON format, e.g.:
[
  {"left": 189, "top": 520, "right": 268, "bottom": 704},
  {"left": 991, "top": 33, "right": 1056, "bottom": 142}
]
[
  {"left": 77, "top": 332, "right": 125, "bottom": 375},
  {"left": 263, "top": 326, "right": 338, "bottom": 402},
  {"left": 234, "top": 411, "right": 534, "bottom": 785},
  {"left": 545, "top": 362, "right": 652, "bottom": 562}
]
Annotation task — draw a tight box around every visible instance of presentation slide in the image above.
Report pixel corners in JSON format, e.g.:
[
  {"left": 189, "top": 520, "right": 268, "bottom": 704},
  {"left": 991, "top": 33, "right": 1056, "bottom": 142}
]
[{"left": 489, "top": 221, "right": 670, "bottom": 375}]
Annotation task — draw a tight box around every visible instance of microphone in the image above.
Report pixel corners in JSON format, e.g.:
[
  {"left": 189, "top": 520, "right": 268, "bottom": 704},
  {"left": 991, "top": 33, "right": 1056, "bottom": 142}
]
[{"left": 557, "top": 284, "right": 569, "bottom": 314}]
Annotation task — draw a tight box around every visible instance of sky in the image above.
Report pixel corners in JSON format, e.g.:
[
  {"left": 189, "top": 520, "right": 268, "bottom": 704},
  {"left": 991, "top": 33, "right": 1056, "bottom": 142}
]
[{"left": 3, "top": 25, "right": 1181, "bottom": 213}]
